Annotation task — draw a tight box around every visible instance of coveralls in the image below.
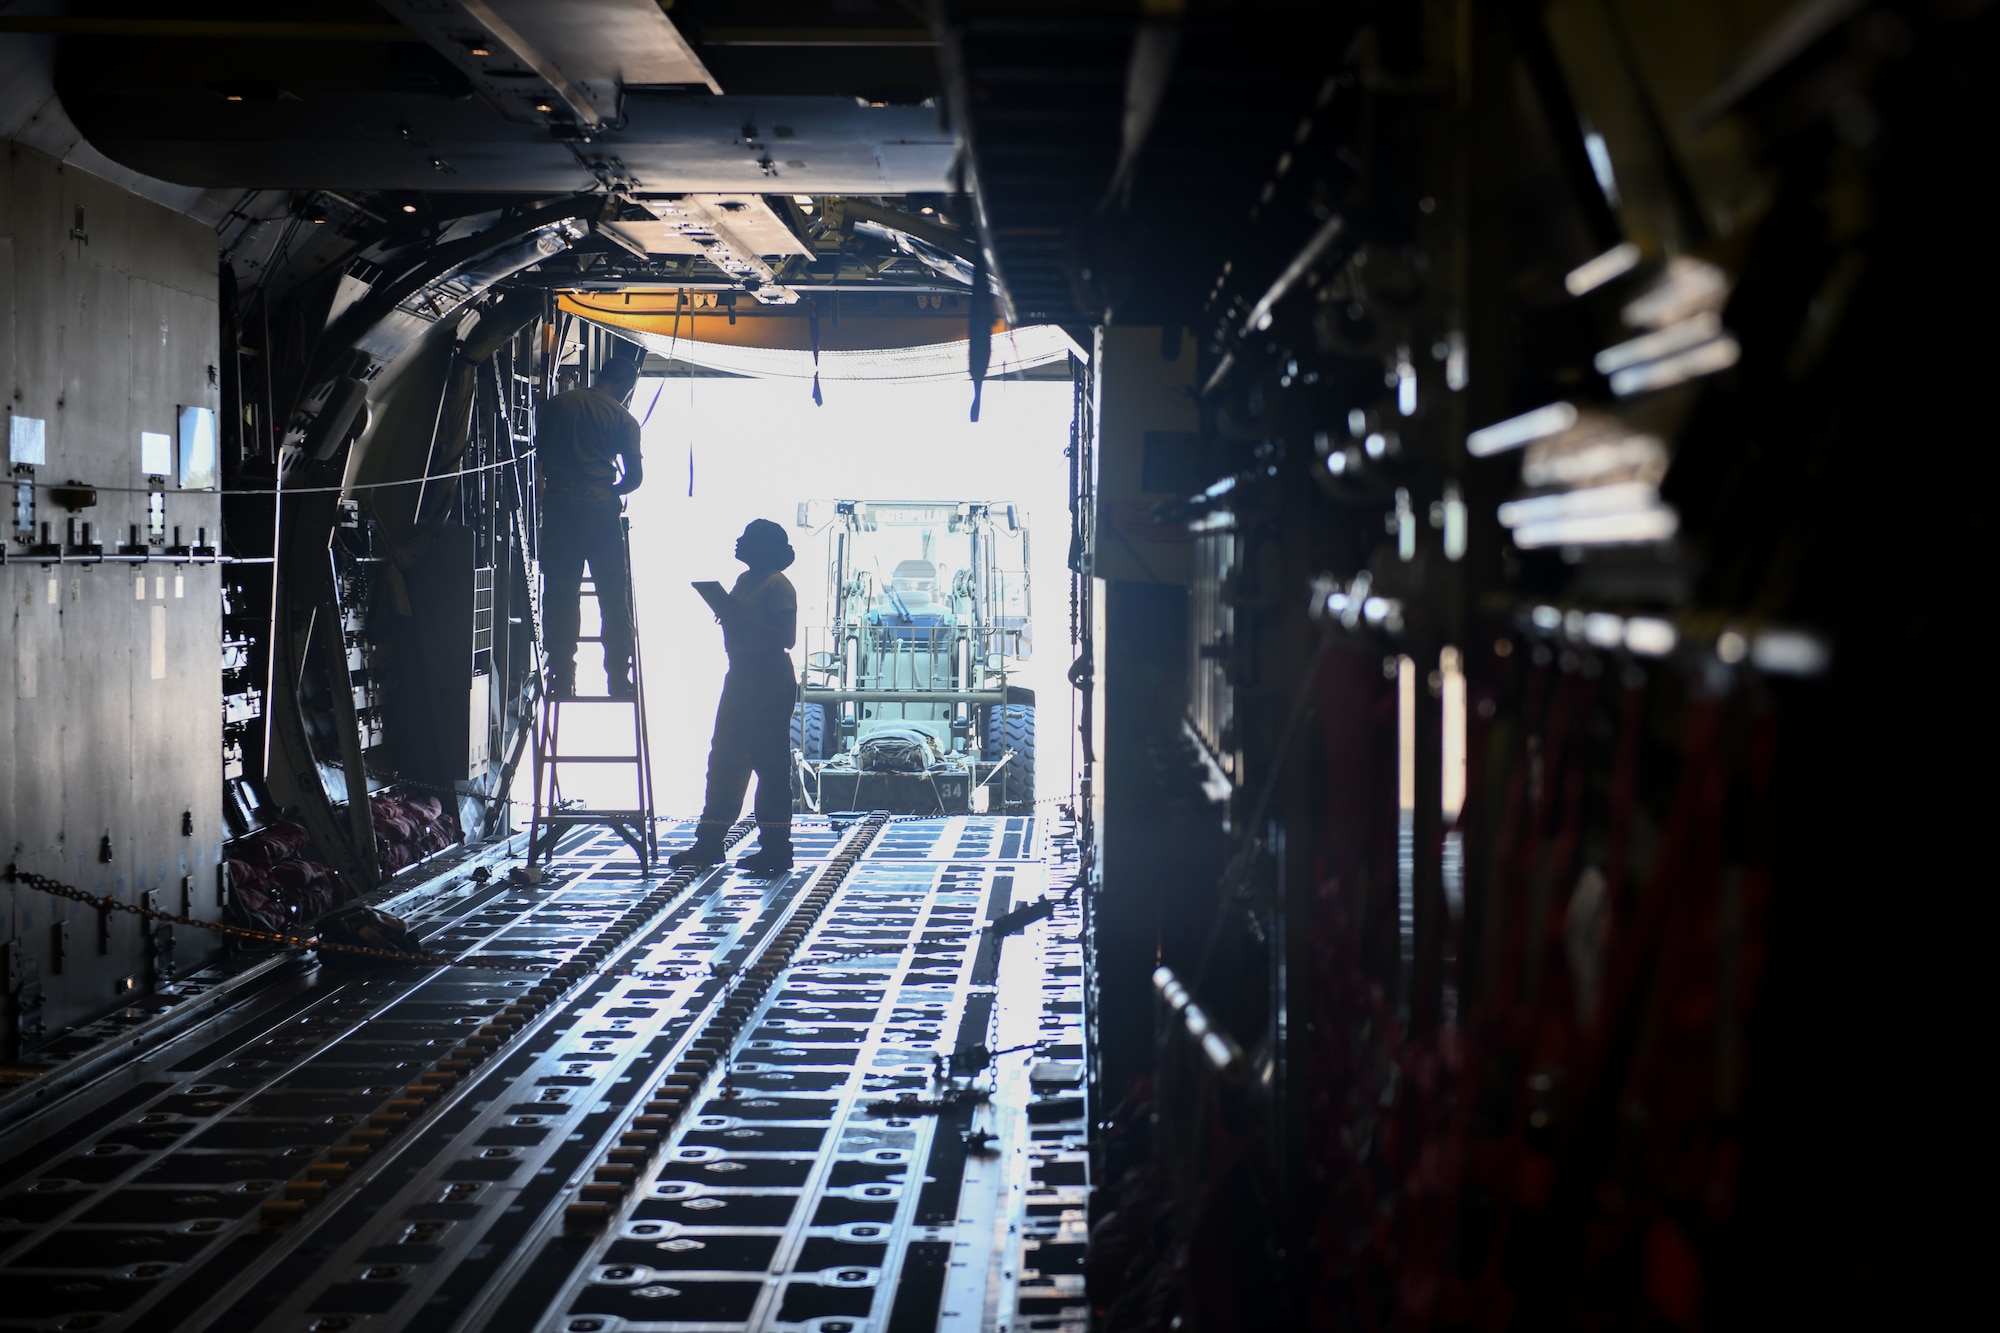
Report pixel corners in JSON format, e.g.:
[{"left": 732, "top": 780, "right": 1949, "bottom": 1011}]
[
  {"left": 536, "top": 382, "right": 642, "bottom": 695},
  {"left": 693, "top": 565, "right": 799, "bottom": 860}
]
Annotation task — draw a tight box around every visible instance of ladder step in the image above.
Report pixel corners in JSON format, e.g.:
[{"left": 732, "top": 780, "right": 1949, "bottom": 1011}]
[
  {"left": 550, "top": 694, "right": 641, "bottom": 704},
  {"left": 550, "top": 755, "right": 643, "bottom": 764},
  {"left": 541, "top": 810, "right": 652, "bottom": 821}
]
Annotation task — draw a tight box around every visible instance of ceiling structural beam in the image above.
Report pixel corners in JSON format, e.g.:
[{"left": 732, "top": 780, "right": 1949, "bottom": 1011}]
[
  {"left": 696, "top": 28, "right": 938, "bottom": 47},
  {"left": 1102, "top": 18, "right": 1183, "bottom": 211},
  {"left": 458, "top": 0, "right": 606, "bottom": 128},
  {"left": 637, "top": 197, "right": 802, "bottom": 304},
  {"left": 591, "top": 219, "right": 654, "bottom": 261},
  {"left": 376, "top": 0, "right": 594, "bottom": 128},
  {"left": 377, "top": 0, "right": 720, "bottom": 132},
  {"left": 604, "top": 195, "right": 811, "bottom": 261},
  {"left": 933, "top": 13, "right": 1018, "bottom": 326},
  {"left": 828, "top": 199, "right": 979, "bottom": 262},
  {"left": 813, "top": 199, "right": 978, "bottom": 286},
  {"left": 60, "top": 78, "right": 957, "bottom": 194},
  {"left": 0, "top": 17, "right": 418, "bottom": 40}
]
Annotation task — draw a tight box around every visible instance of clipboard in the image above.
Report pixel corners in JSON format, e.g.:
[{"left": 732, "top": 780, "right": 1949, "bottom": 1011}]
[{"left": 691, "top": 580, "right": 733, "bottom": 618}]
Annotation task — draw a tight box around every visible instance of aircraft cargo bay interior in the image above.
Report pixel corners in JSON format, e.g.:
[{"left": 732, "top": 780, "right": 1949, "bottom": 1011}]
[{"left": 0, "top": 2, "right": 1973, "bottom": 1331}]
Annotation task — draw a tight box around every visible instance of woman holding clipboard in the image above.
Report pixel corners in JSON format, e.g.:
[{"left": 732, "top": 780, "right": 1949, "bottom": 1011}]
[{"left": 672, "top": 519, "right": 799, "bottom": 874}]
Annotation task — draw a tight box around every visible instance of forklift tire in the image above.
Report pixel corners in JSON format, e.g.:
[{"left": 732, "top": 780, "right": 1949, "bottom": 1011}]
[
  {"left": 790, "top": 703, "right": 825, "bottom": 811},
  {"left": 984, "top": 704, "right": 1035, "bottom": 810},
  {"left": 977, "top": 686, "right": 1034, "bottom": 761},
  {"left": 790, "top": 702, "right": 826, "bottom": 762}
]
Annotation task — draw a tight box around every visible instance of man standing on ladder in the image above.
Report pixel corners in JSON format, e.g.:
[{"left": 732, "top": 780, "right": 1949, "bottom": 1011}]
[
  {"left": 538, "top": 356, "right": 643, "bottom": 699},
  {"left": 672, "top": 520, "right": 799, "bottom": 875}
]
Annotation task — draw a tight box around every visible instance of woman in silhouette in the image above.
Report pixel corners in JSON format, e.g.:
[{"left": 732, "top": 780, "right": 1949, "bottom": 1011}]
[{"left": 672, "top": 519, "right": 799, "bottom": 874}]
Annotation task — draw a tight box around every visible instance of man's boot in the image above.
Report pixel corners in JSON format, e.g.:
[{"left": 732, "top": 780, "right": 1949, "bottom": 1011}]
[
  {"left": 735, "top": 823, "right": 793, "bottom": 877},
  {"left": 668, "top": 821, "right": 728, "bottom": 870},
  {"left": 606, "top": 658, "right": 636, "bottom": 701},
  {"left": 546, "top": 665, "right": 575, "bottom": 700}
]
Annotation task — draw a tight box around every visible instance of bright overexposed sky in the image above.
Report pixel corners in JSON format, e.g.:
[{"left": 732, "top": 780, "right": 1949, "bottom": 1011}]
[{"left": 546, "top": 373, "right": 1078, "bottom": 818}]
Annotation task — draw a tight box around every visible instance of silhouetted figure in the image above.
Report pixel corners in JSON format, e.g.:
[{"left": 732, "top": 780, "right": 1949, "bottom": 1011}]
[
  {"left": 538, "top": 357, "right": 644, "bottom": 699},
  {"left": 672, "top": 520, "right": 800, "bottom": 875}
]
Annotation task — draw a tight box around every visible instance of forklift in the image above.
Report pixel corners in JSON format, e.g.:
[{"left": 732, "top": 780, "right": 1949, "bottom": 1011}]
[{"left": 790, "top": 499, "right": 1035, "bottom": 814}]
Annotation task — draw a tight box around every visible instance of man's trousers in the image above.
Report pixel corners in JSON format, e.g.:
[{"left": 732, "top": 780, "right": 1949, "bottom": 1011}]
[{"left": 542, "top": 494, "right": 632, "bottom": 687}]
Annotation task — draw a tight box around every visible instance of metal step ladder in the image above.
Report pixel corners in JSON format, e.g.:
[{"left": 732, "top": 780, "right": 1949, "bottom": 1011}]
[{"left": 527, "top": 514, "right": 657, "bottom": 869}]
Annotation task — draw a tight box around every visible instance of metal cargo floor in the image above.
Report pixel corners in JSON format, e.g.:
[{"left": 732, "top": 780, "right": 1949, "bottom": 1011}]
[{"left": 0, "top": 815, "right": 1088, "bottom": 1333}]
